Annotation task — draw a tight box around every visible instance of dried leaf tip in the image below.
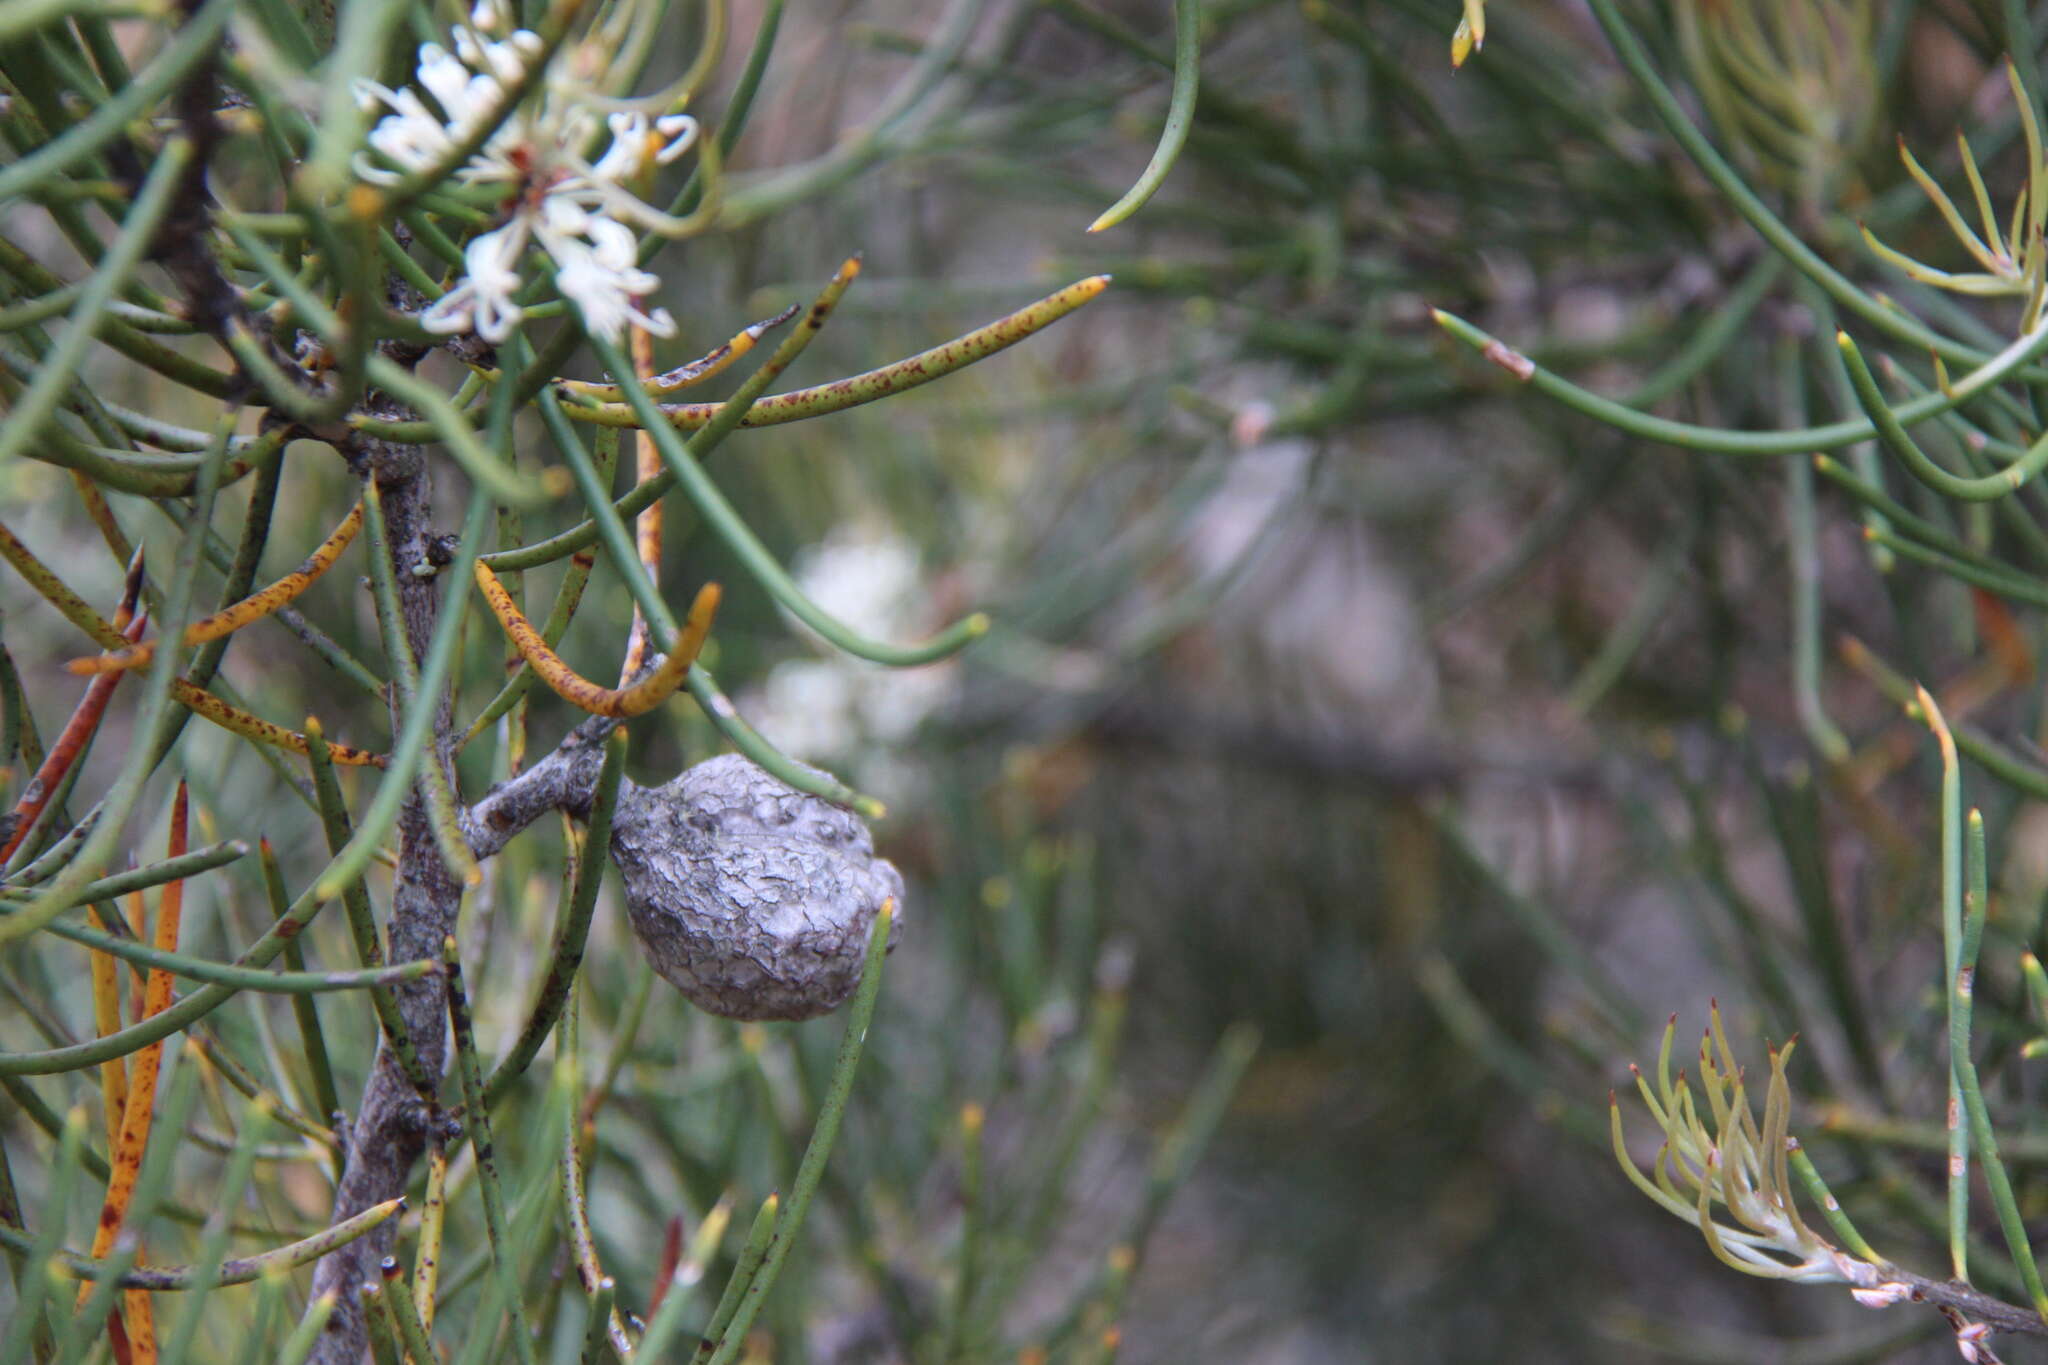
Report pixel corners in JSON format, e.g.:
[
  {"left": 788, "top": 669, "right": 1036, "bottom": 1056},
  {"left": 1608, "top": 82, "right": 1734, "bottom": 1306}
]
[
  {"left": 1451, "top": 0, "right": 1484, "bottom": 66},
  {"left": 1450, "top": 17, "right": 1477, "bottom": 68},
  {"left": 1481, "top": 338, "right": 1534, "bottom": 381}
]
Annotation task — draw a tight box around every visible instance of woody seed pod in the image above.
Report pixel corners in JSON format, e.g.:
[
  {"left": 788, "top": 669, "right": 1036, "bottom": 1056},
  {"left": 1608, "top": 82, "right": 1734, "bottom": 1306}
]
[{"left": 609, "top": 754, "right": 904, "bottom": 1020}]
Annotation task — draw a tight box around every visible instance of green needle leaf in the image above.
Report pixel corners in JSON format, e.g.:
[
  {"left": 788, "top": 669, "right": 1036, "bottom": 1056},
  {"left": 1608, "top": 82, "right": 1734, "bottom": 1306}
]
[{"left": 1088, "top": 0, "right": 1201, "bottom": 232}]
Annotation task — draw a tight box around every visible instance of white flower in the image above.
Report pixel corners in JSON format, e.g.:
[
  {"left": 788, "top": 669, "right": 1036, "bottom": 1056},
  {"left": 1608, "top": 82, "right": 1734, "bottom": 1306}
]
[
  {"left": 592, "top": 112, "right": 699, "bottom": 184},
  {"left": 357, "top": 12, "right": 699, "bottom": 344},
  {"left": 792, "top": 530, "right": 925, "bottom": 639},
  {"left": 418, "top": 222, "right": 525, "bottom": 342},
  {"left": 753, "top": 661, "right": 861, "bottom": 761},
  {"left": 549, "top": 211, "right": 674, "bottom": 343}
]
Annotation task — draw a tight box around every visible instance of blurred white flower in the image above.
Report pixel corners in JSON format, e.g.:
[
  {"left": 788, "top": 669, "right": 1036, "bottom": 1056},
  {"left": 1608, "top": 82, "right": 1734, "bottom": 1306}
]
[
  {"left": 790, "top": 531, "right": 926, "bottom": 640},
  {"left": 355, "top": 4, "right": 697, "bottom": 343},
  {"left": 756, "top": 661, "right": 861, "bottom": 763},
  {"left": 743, "top": 527, "right": 957, "bottom": 793}
]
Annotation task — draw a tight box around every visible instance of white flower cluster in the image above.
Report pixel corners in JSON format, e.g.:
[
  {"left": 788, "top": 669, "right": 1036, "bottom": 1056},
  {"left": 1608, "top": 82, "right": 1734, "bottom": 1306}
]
[{"left": 355, "top": 4, "right": 695, "bottom": 344}]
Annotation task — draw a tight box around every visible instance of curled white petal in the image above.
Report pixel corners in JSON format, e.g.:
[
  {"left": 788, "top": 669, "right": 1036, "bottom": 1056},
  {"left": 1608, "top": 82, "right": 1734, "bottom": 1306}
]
[
  {"left": 422, "top": 223, "right": 528, "bottom": 342},
  {"left": 353, "top": 77, "right": 395, "bottom": 114},
  {"left": 553, "top": 240, "right": 674, "bottom": 344},
  {"left": 468, "top": 225, "right": 529, "bottom": 342},
  {"left": 653, "top": 114, "right": 698, "bottom": 164},
  {"left": 539, "top": 195, "right": 593, "bottom": 239},
  {"left": 586, "top": 216, "right": 643, "bottom": 271},
  {"left": 418, "top": 291, "right": 473, "bottom": 336},
  {"left": 552, "top": 250, "right": 624, "bottom": 341},
  {"left": 567, "top": 180, "right": 673, "bottom": 234},
  {"left": 590, "top": 112, "right": 650, "bottom": 183},
  {"left": 415, "top": 44, "right": 474, "bottom": 120},
  {"left": 359, "top": 87, "right": 462, "bottom": 181},
  {"left": 456, "top": 26, "right": 540, "bottom": 82}
]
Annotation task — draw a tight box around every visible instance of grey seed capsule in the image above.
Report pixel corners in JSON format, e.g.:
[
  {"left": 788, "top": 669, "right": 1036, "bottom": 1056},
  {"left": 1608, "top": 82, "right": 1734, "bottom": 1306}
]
[{"left": 609, "top": 754, "right": 904, "bottom": 1021}]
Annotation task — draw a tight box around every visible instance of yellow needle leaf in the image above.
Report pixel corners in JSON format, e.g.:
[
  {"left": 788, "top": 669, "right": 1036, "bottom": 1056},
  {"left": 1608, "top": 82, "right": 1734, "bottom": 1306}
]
[
  {"left": 68, "top": 501, "right": 364, "bottom": 676},
  {"left": 474, "top": 563, "right": 720, "bottom": 719}
]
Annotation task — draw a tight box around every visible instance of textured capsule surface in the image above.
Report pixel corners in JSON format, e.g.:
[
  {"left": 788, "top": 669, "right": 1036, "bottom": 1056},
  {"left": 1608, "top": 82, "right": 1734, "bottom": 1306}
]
[{"left": 609, "top": 754, "right": 904, "bottom": 1020}]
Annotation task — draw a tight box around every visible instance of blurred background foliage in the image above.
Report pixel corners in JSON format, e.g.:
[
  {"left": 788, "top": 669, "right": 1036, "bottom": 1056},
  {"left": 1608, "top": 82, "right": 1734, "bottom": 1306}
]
[
  {"left": 693, "top": 1, "right": 2048, "bottom": 1358},
  {"left": 15, "top": 0, "right": 2048, "bottom": 1361}
]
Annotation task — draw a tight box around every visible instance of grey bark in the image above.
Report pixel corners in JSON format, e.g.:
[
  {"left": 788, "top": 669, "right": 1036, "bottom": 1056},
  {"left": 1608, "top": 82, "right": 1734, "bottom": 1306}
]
[
  {"left": 460, "top": 714, "right": 616, "bottom": 860},
  {"left": 307, "top": 438, "right": 464, "bottom": 1365}
]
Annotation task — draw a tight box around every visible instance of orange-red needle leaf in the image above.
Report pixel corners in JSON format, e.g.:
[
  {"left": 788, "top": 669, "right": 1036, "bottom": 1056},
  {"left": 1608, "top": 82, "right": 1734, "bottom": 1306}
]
[
  {"left": 80, "top": 784, "right": 189, "bottom": 1360},
  {"left": 0, "top": 602, "right": 146, "bottom": 865}
]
